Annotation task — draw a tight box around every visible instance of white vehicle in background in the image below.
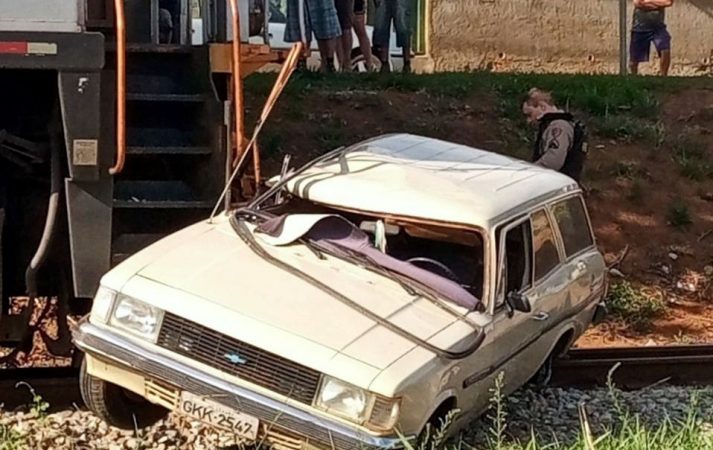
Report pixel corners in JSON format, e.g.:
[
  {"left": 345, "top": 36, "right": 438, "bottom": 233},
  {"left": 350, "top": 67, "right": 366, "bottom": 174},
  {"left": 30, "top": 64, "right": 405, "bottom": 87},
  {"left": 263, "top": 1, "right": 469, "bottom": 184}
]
[
  {"left": 193, "top": 3, "right": 402, "bottom": 72},
  {"left": 256, "top": 3, "right": 402, "bottom": 71}
]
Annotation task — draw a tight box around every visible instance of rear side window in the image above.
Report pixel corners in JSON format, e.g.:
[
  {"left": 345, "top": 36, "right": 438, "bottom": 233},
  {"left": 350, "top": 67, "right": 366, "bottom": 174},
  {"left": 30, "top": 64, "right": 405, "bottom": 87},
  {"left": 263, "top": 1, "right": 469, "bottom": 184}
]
[
  {"left": 552, "top": 196, "right": 594, "bottom": 257},
  {"left": 531, "top": 209, "right": 560, "bottom": 281}
]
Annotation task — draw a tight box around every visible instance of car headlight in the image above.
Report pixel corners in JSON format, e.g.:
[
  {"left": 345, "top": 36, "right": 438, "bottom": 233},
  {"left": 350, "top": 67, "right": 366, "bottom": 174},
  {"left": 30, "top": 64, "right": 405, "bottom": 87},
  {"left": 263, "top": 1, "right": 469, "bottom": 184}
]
[
  {"left": 90, "top": 286, "right": 117, "bottom": 324},
  {"left": 315, "top": 376, "right": 401, "bottom": 431},
  {"left": 109, "top": 296, "right": 164, "bottom": 342}
]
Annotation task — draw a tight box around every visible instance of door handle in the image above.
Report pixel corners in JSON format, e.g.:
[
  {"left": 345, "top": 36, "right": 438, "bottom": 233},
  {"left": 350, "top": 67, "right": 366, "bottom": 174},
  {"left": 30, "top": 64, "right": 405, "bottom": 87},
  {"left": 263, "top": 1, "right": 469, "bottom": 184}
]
[
  {"left": 576, "top": 261, "right": 587, "bottom": 271},
  {"left": 531, "top": 312, "right": 550, "bottom": 321}
]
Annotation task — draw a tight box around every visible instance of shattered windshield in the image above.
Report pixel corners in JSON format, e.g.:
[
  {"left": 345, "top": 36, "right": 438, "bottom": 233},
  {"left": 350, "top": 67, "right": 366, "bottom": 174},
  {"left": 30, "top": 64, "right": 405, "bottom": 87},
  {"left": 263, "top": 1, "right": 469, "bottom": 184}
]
[{"left": 242, "top": 196, "right": 485, "bottom": 310}]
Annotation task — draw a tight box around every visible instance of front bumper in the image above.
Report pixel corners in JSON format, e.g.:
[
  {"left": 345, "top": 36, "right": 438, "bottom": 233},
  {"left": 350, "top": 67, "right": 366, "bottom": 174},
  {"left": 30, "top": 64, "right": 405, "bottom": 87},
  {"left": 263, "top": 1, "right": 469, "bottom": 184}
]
[{"left": 73, "top": 322, "right": 406, "bottom": 450}]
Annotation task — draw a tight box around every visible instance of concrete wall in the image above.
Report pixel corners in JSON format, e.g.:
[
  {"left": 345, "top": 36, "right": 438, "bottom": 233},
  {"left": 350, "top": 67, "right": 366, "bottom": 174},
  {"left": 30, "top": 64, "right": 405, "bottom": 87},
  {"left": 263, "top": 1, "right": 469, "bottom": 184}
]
[{"left": 428, "top": 0, "right": 713, "bottom": 75}]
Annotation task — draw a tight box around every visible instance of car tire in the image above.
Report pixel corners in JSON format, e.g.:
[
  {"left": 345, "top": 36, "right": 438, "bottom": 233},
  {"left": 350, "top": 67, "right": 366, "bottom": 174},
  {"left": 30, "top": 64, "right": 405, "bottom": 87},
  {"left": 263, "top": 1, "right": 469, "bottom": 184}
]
[
  {"left": 79, "top": 358, "right": 168, "bottom": 430},
  {"left": 529, "top": 353, "right": 554, "bottom": 387}
]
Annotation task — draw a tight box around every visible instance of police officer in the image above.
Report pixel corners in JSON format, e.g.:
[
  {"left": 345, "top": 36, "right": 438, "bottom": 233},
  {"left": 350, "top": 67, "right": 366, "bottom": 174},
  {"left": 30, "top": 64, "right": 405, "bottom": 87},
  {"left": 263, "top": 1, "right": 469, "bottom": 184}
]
[{"left": 522, "top": 88, "right": 587, "bottom": 182}]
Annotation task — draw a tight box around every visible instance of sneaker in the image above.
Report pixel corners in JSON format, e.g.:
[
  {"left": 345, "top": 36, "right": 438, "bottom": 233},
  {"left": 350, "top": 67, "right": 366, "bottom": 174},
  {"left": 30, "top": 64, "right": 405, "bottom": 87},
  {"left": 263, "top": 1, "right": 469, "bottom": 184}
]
[{"left": 402, "top": 62, "right": 412, "bottom": 74}]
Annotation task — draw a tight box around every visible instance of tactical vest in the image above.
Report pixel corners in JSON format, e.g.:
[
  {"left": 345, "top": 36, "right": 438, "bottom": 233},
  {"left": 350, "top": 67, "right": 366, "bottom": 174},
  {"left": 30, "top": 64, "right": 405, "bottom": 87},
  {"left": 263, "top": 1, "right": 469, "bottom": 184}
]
[{"left": 533, "top": 112, "right": 588, "bottom": 182}]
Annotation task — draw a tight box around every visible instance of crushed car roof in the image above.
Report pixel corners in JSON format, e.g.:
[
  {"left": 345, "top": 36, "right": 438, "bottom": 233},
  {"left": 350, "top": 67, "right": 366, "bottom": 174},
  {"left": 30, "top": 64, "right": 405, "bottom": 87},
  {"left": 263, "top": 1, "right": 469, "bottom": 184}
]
[{"left": 285, "top": 134, "right": 579, "bottom": 228}]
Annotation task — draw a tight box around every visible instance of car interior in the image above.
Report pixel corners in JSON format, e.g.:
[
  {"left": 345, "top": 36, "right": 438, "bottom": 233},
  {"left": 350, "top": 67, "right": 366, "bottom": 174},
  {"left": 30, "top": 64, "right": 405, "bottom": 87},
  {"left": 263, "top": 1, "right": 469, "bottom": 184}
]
[{"left": 265, "top": 197, "right": 486, "bottom": 300}]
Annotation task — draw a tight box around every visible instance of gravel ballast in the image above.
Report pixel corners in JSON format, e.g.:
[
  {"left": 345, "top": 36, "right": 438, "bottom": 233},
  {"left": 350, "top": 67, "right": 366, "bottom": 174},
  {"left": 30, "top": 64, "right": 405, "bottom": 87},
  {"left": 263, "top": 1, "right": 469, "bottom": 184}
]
[{"left": 1, "top": 385, "right": 712, "bottom": 449}]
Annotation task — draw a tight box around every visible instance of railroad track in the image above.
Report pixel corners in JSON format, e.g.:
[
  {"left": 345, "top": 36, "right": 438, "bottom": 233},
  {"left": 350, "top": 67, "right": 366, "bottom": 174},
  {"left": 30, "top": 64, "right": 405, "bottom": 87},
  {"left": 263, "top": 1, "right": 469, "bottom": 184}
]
[
  {"left": 552, "top": 344, "right": 713, "bottom": 389},
  {"left": 1, "top": 345, "right": 712, "bottom": 412}
]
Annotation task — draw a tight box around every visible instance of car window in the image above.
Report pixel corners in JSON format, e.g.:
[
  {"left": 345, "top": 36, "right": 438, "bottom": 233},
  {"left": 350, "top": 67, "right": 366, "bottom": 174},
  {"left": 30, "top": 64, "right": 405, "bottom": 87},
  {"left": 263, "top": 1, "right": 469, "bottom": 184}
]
[
  {"left": 551, "top": 196, "right": 594, "bottom": 258},
  {"left": 531, "top": 209, "right": 560, "bottom": 282},
  {"left": 495, "top": 221, "right": 533, "bottom": 308}
]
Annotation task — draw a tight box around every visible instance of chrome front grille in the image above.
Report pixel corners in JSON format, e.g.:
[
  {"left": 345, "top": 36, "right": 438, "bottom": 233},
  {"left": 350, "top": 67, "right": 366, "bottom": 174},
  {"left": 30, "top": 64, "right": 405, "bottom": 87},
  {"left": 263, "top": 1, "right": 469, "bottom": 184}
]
[{"left": 157, "top": 313, "right": 321, "bottom": 405}]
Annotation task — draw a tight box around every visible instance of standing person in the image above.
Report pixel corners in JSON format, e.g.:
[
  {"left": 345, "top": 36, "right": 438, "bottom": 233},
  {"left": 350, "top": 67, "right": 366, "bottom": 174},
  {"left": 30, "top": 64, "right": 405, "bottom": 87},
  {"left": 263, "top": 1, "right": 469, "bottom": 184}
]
[
  {"left": 630, "top": 0, "right": 674, "bottom": 76},
  {"left": 522, "top": 88, "right": 588, "bottom": 182},
  {"left": 285, "top": 0, "right": 342, "bottom": 72},
  {"left": 373, "top": 0, "right": 412, "bottom": 73},
  {"left": 334, "top": 0, "right": 355, "bottom": 71},
  {"left": 352, "top": 0, "right": 374, "bottom": 71}
]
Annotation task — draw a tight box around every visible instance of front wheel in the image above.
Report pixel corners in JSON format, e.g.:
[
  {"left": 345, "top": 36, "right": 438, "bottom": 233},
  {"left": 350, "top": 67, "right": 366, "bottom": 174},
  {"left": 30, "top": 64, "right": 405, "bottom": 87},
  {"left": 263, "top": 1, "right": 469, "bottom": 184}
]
[{"left": 80, "top": 358, "right": 168, "bottom": 429}]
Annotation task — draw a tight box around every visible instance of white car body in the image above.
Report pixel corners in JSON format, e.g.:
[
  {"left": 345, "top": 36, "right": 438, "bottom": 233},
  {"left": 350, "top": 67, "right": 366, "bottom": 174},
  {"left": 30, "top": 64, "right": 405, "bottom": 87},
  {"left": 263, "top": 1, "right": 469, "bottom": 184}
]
[{"left": 75, "top": 134, "right": 607, "bottom": 450}]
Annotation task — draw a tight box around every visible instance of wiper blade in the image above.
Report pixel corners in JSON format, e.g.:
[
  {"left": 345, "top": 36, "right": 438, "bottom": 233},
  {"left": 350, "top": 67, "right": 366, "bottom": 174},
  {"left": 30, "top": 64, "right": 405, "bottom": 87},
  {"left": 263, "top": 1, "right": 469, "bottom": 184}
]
[{"left": 300, "top": 238, "right": 326, "bottom": 260}]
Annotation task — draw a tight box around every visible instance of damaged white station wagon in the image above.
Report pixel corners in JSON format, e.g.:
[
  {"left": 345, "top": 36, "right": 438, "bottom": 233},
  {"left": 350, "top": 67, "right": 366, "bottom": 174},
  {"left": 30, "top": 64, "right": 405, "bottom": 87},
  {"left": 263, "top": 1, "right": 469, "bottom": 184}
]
[{"left": 74, "top": 134, "right": 607, "bottom": 450}]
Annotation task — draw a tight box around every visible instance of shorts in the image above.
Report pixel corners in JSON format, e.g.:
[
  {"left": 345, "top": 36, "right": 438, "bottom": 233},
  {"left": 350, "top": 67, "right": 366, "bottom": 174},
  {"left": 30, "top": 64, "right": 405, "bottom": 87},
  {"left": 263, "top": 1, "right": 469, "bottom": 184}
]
[
  {"left": 373, "top": 0, "right": 411, "bottom": 48},
  {"left": 354, "top": 0, "right": 366, "bottom": 15},
  {"left": 335, "top": 0, "right": 355, "bottom": 31},
  {"left": 285, "top": 0, "right": 342, "bottom": 42},
  {"left": 630, "top": 26, "right": 671, "bottom": 63}
]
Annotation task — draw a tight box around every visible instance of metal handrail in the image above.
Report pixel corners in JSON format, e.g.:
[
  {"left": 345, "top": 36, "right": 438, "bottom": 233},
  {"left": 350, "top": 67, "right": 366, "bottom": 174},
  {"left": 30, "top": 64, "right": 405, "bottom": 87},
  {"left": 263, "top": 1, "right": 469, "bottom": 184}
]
[{"left": 109, "top": 0, "right": 126, "bottom": 175}]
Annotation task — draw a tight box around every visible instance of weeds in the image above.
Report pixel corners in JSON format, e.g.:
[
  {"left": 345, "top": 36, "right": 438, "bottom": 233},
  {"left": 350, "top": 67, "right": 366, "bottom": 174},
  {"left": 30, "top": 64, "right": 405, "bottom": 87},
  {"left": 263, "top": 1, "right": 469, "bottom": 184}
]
[
  {"left": 592, "top": 115, "right": 658, "bottom": 143},
  {"left": 0, "top": 383, "right": 49, "bottom": 450},
  {"left": 0, "top": 425, "right": 25, "bottom": 450},
  {"left": 613, "top": 161, "right": 646, "bottom": 180},
  {"left": 672, "top": 135, "right": 713, "bottom": 181},
  {"left": 398, "top": 367, "right": 713, "bottom": 450},
  {"left": 607, "top": 281, "right": 666, "bottom": 330},
  {"left": 487, "top": 372, "right": 508, "bottom": 450},
  {"left": 667, "top": 200, "right": 693, "bottom": 228}
]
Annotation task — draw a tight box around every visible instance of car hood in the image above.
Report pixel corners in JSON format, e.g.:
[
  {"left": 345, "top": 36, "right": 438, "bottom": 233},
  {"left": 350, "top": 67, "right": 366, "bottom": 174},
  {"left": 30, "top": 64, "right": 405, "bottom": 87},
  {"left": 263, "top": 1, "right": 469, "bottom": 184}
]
[{"left": 108, "top": 216, "right": 473, "bottom": 391}]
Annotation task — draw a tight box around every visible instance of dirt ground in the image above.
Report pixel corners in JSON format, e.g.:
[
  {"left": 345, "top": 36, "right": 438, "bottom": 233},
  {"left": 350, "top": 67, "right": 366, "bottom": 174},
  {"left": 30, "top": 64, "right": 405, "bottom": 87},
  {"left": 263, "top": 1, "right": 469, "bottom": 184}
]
[{"left": 249, "top": 82, "right": 713, "bottom": 348}]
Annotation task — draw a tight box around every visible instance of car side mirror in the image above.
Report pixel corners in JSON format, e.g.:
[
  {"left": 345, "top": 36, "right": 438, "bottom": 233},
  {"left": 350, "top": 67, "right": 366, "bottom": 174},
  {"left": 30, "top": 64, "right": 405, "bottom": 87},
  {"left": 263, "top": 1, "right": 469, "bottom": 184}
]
[{"left": 506, "top": 291, "right": 532, "bottom": 314}]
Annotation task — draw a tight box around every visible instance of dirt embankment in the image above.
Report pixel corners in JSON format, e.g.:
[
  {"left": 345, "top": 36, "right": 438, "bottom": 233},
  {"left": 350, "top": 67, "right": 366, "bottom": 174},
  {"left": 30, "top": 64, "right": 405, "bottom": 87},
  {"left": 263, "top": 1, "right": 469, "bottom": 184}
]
[{"left": 247, "top": 79, "right": 713, "bottom": 346}]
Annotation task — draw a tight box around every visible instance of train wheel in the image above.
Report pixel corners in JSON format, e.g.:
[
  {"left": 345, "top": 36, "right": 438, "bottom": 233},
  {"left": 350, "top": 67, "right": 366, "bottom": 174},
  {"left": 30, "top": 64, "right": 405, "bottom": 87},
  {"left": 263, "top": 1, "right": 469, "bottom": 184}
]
[{"left": 79, "top": 358, "right": 168, "bottom": 429}]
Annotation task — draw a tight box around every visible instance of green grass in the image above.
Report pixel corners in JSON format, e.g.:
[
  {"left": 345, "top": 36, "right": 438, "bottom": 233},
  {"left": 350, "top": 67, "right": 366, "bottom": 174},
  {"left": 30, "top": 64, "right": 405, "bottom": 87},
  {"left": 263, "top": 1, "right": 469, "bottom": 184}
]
[
  {"left": 606, "top": 281, "right": 666, "bottom": 330},
  {"left": 245, "top": 71, "right": 697, "bottom": 117},
  {"left": 592, "top": 115, "right": 659, "bottom": 143},
  {"left": 404, "top": 372, "right": 713, "bottom": 450},
  {"left": 672, "top": 135, "right": 713, "bottom": 181}
]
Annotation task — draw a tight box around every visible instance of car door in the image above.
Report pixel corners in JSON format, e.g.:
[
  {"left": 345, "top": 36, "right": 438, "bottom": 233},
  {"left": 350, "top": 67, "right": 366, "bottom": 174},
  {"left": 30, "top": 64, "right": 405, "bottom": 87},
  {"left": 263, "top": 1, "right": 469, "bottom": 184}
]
[
  {"left": 456, "top": 216, "right": 536, "bottom": 420},
  {"left": 512, "top": 207, "right": 571, "bottom": 379},
  {"left": 548, "top": 195, "right": 607, "bottom": 322}
]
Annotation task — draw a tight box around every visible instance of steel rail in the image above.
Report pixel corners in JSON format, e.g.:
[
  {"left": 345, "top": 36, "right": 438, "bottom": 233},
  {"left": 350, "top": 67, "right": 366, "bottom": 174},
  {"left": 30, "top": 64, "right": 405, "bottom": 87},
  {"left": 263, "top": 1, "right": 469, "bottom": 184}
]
[
  {"left": 3, "top": 346, "right": 712, "bottom": 413},
  {"left": 552, "top": 344, "right": 713, "bottom": 389}
]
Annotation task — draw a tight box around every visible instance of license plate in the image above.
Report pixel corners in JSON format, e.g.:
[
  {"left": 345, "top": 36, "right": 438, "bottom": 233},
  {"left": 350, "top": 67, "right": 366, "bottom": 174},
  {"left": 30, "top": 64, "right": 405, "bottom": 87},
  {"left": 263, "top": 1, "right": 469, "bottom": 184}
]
[{"left": 178, "top": 392, "right": 259, "bottom": 439}]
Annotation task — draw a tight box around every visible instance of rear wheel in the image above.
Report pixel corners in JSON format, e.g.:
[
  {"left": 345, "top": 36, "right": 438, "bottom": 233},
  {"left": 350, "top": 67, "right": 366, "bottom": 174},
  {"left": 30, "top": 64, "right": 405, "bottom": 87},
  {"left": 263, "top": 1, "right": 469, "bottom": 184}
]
[{"left": 79, "top": 358, "right": 168, "bottom": 429}]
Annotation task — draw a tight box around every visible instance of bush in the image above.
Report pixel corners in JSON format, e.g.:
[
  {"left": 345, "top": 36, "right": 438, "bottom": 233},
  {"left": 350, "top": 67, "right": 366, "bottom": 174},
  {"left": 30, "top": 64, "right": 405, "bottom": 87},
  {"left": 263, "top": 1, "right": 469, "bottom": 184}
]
[{"left": 607, "top": 281, "right": 666, "bottom": 330}]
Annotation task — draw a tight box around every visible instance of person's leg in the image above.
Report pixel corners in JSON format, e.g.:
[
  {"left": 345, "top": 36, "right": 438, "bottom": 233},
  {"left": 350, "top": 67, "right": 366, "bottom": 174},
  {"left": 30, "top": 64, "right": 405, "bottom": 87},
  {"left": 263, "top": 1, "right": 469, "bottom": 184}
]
[
  {"left": 308, "top": 0, "right": 341, "bottom": 72},
  {"left": 342, "top": 22, "right": 353, "bottom": 71},
  {"left": 372, "top": 0, "right": 391, "bottom": 72},
  {"left": 394, "top": 0, "right": 412, "bottom": 73},
  {"left": 653, "top": 27, "right": 672, "bottom": 76},
  {"left": 353, "top": 11, "right": 374, "bottom": 71},
  {"left": 659, "top": 49, "right": 671, "bottom": 76},
  {"left": 629, "top": 31, "right": 651, "bottom": 75},
  {"left": 334, "top": 0, "right": 354, "bottom": 71},
  {"left": 317, "top": 38, "right": 337, "bottom": 72}
]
